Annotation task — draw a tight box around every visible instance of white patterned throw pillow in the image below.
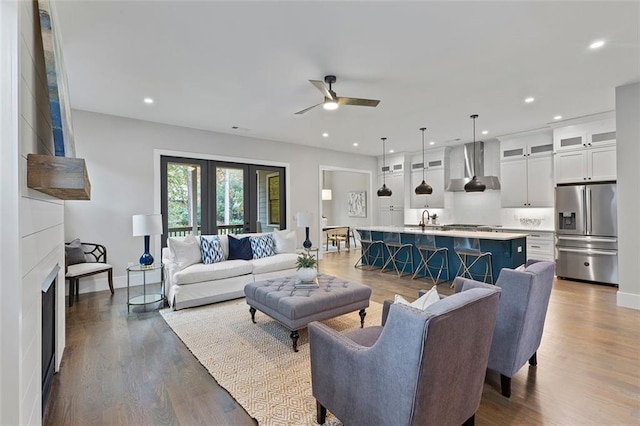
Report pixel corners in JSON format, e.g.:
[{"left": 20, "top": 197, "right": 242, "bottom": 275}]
[
  {"left": 200, "top": 236, "right": 224, "bottom": 264},
  {"left": 250, "top": 234, "right": 275, "bottom": 259}
]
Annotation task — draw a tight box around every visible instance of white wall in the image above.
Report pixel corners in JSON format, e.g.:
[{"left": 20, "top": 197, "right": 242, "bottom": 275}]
[
  {"left": 65, "top": 110, "right": 378, "bottom": 291},
  {"left": 324, "top": 170, "right": 370, "bottom": 227},
  {"left": 1, "top": 0, "right": 66, "bottom": 423},
  {"left": 615, "top": 82, "right": 640, "bottom": 310}
]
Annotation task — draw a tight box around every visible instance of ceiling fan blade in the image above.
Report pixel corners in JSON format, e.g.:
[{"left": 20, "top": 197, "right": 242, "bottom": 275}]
[
  {"left": 337, "top": 97, "right": 380, "bottom": 107},
  {"left": 295, "top": 102, "right": 322, "bottom": 115},
  {"left": 309, "top": 80, "right": 335, "bottom": 100}
]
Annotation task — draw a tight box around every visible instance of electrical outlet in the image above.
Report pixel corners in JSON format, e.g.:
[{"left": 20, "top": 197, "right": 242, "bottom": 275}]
[{"left": 517, "top": 246, "right": 522, "bottom": 253}]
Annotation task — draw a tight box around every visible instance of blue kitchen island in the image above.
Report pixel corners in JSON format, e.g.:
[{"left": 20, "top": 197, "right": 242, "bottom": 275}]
[{"left": 356, "top": 226, "right": 528, "bottom": 283}]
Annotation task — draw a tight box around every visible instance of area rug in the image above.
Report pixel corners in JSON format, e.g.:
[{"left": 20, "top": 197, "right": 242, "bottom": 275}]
[{"left": 160, "top": 298, "right": 383, "bottom": 425}]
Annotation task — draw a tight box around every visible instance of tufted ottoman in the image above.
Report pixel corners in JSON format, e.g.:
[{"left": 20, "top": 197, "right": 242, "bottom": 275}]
[{"left": 244, "top": 274, "right": 372, "bottom": 351}]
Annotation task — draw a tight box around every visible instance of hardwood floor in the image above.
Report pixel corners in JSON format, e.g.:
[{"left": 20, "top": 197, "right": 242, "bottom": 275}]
[{"left": 45, "top": 251, "right": 640, "bottom": 425}]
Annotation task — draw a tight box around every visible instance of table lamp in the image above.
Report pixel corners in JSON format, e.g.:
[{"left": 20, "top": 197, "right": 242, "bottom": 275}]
[
  {"left": 132, "top": 213, "right": 163, "bottom": 267},
  {"left": 296, "top": 211, "right": 313, "bottom": 249}
]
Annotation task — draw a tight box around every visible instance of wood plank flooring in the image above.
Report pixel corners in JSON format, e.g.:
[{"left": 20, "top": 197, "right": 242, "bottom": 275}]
[{"left": 45, "top": 250, "right": 640, "bottom": 425}]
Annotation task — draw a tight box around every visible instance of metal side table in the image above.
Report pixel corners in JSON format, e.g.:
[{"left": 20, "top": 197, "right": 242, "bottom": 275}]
[{"left": 127, "top": 263, "right": 165, "bottom": 312}]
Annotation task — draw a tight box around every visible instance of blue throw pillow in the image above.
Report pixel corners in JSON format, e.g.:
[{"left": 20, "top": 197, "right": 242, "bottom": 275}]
[
  {"left": 228, "top": 236, "right": 253, "bottom": 260},
  {"left": 200, "top": 236, "right": 224, "bottom": 264},
  {"left": 250, "top": 234, "right": 275, "bottom": 259}
]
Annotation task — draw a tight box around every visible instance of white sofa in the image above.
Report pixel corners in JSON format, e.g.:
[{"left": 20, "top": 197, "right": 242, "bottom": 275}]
[{"left": 162, "top": 231, "right": 299, "bottom": 310}]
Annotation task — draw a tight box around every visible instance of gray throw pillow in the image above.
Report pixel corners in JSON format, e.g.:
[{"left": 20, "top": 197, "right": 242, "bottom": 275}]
[{"left": 65, "top": 239, "right": 86, "bottom": 265}]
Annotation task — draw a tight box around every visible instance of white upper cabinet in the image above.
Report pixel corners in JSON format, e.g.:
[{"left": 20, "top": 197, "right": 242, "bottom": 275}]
[
  {"left": 409, "top": 147, "right": 449, "bottom": 209},
  {"left": 501, "top": 133, "right": 553, "bottom": 161},
  {"left": 553, "top": 116, "right": 617, "bottom": 183},
  {"left": 498, "top": 131, "right": 554, "bottom": 207}
]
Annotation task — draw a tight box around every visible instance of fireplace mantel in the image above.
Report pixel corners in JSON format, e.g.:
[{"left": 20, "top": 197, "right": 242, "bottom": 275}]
[{"left": 27, "top": 154, "right": 91, "bottom": 200}]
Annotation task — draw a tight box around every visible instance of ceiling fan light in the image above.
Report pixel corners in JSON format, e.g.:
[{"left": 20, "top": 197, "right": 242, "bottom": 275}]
[
  {"left": 464, "top": 176, "right": 486, "bottom": 193},
  {"left": 323, "top": 100, "right": 339, "bottom": 110},
  {"left": 415, "top": 180, "right": 433, "bottom": 195},
  {"left": 377, "top": 184, "right": 392, "bottom": 197}
]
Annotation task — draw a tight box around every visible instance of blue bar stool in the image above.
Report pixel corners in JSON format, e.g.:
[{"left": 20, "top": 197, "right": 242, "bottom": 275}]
[
  {"left": 354, "top": 229, "right": 384, "bottom": 270},
  {"left": 453, "top": 237, "right": 494, "bottom": 285},
  {"left": 412, "top": 234, "right": 449, "bottom": 284},
  {"left": 381, "top": 231, "right": 414, "bottom": 277}
]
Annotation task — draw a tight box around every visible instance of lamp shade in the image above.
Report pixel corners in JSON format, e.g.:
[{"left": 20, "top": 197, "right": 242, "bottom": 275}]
[
  {"left": 296, "top": 212, "right": 313, "bottom": 228},
  {"left": 322, "top": 189, "right": 333, "bottom": 201},
  {"left": 132, "top": 214, "right": 163, "bottom": 236}
]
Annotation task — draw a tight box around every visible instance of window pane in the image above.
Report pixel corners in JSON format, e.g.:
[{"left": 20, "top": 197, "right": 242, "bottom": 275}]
[
  {"left": 166, "top": 163, "right": 201, "bottom": 237},
  {"left": 216, "top": 167, "right": 244, "bottom": 234}
]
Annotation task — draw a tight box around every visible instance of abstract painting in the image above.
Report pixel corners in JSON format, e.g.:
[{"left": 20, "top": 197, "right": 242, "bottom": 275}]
[
  {"left": 347, "top": 191, "right": 367, "bottom": 217},
  {"left": 38, "top": 0, "right": 76, "bottom": 157}
]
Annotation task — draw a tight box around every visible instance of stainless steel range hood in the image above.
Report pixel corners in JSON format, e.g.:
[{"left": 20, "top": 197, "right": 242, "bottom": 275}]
[{"left": 446, "top": 141, "right": 501, "bottom": 191}]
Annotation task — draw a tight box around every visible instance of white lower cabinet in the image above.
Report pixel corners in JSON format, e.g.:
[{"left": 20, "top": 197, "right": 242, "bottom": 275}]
[
  {"left": 526, "top": 231, "right": 555, "bottom": 262},
  {"left": 495, "top": 229, "right": 555, "bottom": 262}
]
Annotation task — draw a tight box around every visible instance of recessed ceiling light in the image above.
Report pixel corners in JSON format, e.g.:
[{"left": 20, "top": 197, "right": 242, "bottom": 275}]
[
  {"left": 525, "top": 97, "right": 535, "bottom": 103},
  {"left": 589, "top": 40, "right": 605, "bottom": 49},
  {"left": 143, "top": 97, "right": 154, "bottom": 104},
  {"left": 353, "top": 143, "right": 358, "bottom": 147},
  {"left": 429, "top": 141, "right": 435, "bottom": 145},
  {"left": 482, "top": 130, "right": 488, "bottom": 135},
  {"left": 389, "top": 149, "right": 394, "bottom": 153},
  {"left": 554, "top": 115, "right": 563, "bottom": 120},
  {"left": 322, "top": 132, "right": 329, "bottom": 137}
]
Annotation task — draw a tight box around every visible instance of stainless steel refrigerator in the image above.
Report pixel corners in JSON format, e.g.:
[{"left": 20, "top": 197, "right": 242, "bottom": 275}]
[{"left": 555, "top": 183, "right": 618, "bottom": 285}]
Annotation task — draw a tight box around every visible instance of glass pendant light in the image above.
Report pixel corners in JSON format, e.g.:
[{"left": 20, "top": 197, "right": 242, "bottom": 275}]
[
  {"left": 464, "top": 114, "right": 486, "bottom": 193},
  {"left": 377, "top": 137, "right": 392, "bottom": 197},
  {"left": 414, "top": 127, "right": 433, "bottom": 195}
]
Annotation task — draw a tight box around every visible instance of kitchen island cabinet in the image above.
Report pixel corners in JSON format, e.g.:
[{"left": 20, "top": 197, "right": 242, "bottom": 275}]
[{"left": 357, "top": 226, "right": 527, "bottom": 283}]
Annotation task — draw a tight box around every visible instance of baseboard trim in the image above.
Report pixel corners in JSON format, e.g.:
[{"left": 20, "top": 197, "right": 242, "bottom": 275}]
[{"left": 616, "top": 291, "right": 640, "bottom": 310}]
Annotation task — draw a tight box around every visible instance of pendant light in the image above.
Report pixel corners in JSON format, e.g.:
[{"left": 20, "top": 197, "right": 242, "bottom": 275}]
[
  {"left": 414, "top": 127, "right": 433, "bottom": 195},
  {"left": 464, "top": 114, "right": 486, "bottom": 193},
  {"left": 377, "top": 137, "right": 392, "bottom": 197}
]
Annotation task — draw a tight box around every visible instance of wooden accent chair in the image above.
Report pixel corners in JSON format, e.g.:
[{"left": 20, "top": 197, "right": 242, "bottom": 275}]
[
  {"left": 325, "top": 227, "right": 350, "bottom": 252},
  {"left": 65, "top": 242, "right": 113, "bottom": 306},
  {"left": 309, "top": 287, "right": 500, "bottom": 425}
]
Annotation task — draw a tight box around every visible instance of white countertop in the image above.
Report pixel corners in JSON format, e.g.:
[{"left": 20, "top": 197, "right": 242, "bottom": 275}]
[
  {"left": 493, "top": 226, "right": 555, "bottom": 233},
  {"left": 357, "top": 226, "right": 529, "bottom": 241}
]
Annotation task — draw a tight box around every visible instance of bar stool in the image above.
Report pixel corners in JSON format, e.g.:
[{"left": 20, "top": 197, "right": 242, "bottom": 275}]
[
  {"left": 354, "top": 229, "right": 384, "bottom": 270},
  {"left": 412, "top": 234, "right": 449, "bottom": 284},
  {"left": 453, "top": 237, "right": 494, "bottom": 285},
  {"left": 381, "top": 231, "right": 414, "bottom": 277}
]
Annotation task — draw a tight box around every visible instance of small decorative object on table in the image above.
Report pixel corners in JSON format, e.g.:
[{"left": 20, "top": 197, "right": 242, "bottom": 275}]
[{"left": 296, "top": 251, "right": 318, "bottom": 284}]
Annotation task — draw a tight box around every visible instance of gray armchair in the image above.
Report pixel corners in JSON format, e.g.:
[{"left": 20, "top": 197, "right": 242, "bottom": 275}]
[
  {"left": 309, "top": 287, "right": 500, "bottom": 426},
  {"left": 452, "top": 259, "right": 555, "bottom": 397}
]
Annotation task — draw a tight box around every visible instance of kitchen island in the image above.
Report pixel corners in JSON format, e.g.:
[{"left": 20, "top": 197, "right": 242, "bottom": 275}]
[{"left": 356, "top": 226, "right": 528, "bottom": 283}]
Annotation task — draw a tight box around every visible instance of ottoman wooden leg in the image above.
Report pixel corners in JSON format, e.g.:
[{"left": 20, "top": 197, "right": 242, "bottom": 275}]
[
  {"left": 291, "top": 330, "right": 300, "bottom": 352},
  {"left": 359, "top": 309, "right": 366, "bottom": 328},
  {"left": 249, "top": 307, "right": 256, "bottom": 324}
]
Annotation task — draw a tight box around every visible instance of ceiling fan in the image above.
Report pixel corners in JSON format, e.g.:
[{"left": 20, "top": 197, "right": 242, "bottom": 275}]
[{"left": 295, "top": 75, "right": 380, "bottom": 115}]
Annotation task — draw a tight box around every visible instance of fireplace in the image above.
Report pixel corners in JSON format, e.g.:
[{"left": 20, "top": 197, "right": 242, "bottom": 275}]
[{"left": 41, "top": 265, "right": 59, "bottom": 410}]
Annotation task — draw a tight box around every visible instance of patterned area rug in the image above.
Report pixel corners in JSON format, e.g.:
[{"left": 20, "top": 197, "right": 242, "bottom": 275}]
[{"left": 160, "top": 298, "right": 383, "bottom": 425}]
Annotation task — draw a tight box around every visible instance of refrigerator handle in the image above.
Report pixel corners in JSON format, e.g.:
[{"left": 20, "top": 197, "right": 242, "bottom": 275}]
[{"left": 585, "top": 186, "right": 591, "bottom": 235}]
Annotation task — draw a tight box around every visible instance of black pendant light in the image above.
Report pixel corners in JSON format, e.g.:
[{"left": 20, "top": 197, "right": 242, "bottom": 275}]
[
  {"left": 414, "top": 127, "right": 433, "bottom": 195},
  {"left": 377, "top": 137, "right": 392, "bottom": 197},
  {"left": 464, "top": 114, "right": 487, "bottom": 193}
]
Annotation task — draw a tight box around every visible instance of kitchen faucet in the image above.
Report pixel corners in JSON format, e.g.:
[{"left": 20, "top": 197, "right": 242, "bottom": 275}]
[{"left": 419, "top": 209, "right": 431, "bottom": 229}]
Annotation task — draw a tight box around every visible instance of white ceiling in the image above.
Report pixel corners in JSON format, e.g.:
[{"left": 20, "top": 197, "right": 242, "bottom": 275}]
[{"left": 54, "top": 1, "right": 640, "bottom": 157}]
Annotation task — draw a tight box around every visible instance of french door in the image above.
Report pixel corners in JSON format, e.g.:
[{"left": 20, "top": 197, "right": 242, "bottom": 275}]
[{"left": 161, "top": 156, "right": 286, "bottom": 247}]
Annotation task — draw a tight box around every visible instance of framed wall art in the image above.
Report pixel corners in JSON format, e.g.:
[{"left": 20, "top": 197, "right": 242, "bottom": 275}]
[{"left": 347, "top": 191, "right": 367, "bottom": 217}]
